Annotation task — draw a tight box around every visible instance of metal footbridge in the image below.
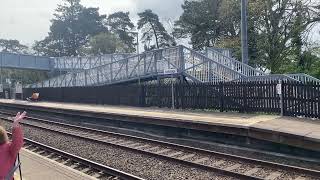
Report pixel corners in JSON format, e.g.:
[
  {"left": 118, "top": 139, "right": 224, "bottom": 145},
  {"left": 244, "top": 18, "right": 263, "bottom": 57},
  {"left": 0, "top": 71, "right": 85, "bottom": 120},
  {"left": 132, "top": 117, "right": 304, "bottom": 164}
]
[
  {"left": 29, "top": 45, "right": 258, "bottom": 87},
  {"left": 1, "top": 45, "right": 319, "bottom": 88},
  {"left": 0, "top": 52, "right": 132, "bottom": 71}
]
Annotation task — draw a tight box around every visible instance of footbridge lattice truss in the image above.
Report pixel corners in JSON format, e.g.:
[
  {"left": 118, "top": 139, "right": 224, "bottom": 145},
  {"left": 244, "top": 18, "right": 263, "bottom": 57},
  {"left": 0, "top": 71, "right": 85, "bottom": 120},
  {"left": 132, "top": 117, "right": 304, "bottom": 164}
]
[{"left": 27, "top": 45, "right": 320, "bottom": 88}]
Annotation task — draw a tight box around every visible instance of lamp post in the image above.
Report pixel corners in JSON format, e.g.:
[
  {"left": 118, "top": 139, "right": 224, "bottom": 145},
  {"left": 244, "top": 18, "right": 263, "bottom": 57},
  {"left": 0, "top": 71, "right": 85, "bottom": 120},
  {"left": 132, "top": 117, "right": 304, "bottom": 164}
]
[{"left": 241, "top": 0, "right": 249, "bottom": 65}]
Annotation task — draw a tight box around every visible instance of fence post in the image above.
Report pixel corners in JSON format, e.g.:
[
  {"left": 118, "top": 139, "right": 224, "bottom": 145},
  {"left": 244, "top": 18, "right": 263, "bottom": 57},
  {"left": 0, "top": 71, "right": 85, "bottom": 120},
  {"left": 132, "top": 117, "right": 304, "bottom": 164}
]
[
  {"left": 280, "top": 81, "right": 284, "bottom": 116},
  {"left": 277, "top": 80, "right": 284, "bottom": 116},
  {"left": 180, "top": 76, "right": 184, "bottom": 109},
  {"left": 157, "top": 77, "right": 161, "bottom": 108},
  {"left": 171, "top": 75, "right": 175, "bottom": 109},
  {"left": 243, "top": 83, "right": 248, "bottom": 113},
  {"left": 219, "top": 82, "right": 224, "bottom": 112},
  {"left": 84, "top": 70, "right": 88, "bottom": 86}
]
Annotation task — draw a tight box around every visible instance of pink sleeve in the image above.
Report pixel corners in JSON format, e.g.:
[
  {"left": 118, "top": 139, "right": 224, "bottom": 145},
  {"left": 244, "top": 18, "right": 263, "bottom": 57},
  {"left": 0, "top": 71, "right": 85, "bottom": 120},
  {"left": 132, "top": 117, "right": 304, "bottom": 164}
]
[{"left": 9, "top": 124, "right": 24, "bottom": 156}]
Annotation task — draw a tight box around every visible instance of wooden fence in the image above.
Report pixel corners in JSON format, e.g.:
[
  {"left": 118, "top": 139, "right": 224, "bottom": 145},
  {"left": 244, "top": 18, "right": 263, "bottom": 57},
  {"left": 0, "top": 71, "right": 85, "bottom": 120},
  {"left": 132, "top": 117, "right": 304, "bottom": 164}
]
[
  {"left": 22, "top": 81, "right": 320, "bottom": 119},
  {"left": 143, "top": 82, "right": 281, "bottom": 113},
  {"left": 283, "top": 82, "right": 320, "bottom": 118}
]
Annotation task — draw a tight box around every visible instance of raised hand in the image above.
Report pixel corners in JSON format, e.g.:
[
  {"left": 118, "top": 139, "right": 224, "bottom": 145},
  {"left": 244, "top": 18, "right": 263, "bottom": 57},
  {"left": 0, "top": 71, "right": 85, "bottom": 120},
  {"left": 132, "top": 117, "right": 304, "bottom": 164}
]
[{"left": 13, "top": 111, "right": 27, "bottom": 126}]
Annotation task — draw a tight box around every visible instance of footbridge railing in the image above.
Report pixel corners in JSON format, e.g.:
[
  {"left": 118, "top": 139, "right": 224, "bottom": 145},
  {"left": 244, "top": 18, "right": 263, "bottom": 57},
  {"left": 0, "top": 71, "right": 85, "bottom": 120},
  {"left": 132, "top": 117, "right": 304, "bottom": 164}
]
[
  {"left": 183, "top": 47, "right": 245, "bottom": 83},
  {"left": 28, "top": 46, "right": 320, "bottom": 88},
  {"left": 30, "top": 47, "right": 181, "bottom": 87},
  {"left": 53, "top": 53, "right": 133, "bottom": 71},
  {"left": 286, "top": 73, "right": 320, "bottom": 84},
  {"left": 29, "top": 46, "right": 249, "bottom": 88},
  {"left": 205, "top": 47, "right": 266, "bottom": 77},
  {"left": 205, "top": 48, "right": 320, "bottom": 83}
]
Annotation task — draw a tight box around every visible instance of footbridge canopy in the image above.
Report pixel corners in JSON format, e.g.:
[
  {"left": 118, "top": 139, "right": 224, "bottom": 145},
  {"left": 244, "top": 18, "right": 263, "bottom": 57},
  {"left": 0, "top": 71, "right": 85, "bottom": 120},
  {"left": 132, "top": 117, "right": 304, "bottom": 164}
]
[
  {"left": 0, "top": 52, "right": 53, "bottom": 71},
  {"left": 0, "top": 52, "right": 132, "bottom": 71}
]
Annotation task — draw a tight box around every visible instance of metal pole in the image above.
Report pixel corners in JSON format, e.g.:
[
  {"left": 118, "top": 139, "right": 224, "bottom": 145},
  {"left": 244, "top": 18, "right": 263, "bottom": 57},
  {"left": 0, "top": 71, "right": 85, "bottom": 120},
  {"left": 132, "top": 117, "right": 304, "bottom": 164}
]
[
  {"left": 280, "top": 81, "right": 284, "bottom": 116},
  {"left": 241, "top": 0, "right": 249, "bottom": 65},
  {"left": 171, "top": 75, "right": 174, "bottom": 109},
  {"left": 277, "top": 80, "right": 284, "bottom": 116},
  {"left": 18, "top": 154, "right": 22, "bottom": 180}
]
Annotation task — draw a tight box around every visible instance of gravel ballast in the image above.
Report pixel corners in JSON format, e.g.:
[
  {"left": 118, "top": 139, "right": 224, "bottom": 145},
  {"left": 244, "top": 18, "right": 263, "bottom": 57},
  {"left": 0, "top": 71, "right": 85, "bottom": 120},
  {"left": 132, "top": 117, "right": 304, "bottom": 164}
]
[{"left": 1, "top": 121, "right": 234, "bottom": 180}]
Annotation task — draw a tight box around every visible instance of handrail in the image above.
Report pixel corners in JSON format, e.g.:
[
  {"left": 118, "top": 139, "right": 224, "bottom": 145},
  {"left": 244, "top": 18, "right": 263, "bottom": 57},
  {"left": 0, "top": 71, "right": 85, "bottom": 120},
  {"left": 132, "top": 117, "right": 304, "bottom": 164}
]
[
  {"left": 205, "top": 47, "right": 266, "bottom": 77},
  {"left": 29, "top": 46, "right": 181, "bottom": 88},
  {"left": 27, "top": 45, "right": 320, "bottom": 88},
  {"left": 53, "top": 53, "right": 134, "bottom": 70},
  {"left": 231, "top": 74, "right": 300, "bottom": 82},
  {"left": 286, "top": 73, "right": 320, "bottom": 83},
  {"left": 183, "top": 46, "right": 247, "bottom": 77},
  {"left": 182, "top": 46, "right": 245, "bottom": 82}
]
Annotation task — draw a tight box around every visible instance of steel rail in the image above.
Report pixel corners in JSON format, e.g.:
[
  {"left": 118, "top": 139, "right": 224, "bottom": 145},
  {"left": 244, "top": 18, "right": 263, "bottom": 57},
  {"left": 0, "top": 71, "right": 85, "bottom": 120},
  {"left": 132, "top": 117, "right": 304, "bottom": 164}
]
[{"left": 1, "top": 110, "right": 319, "bottom": 179}]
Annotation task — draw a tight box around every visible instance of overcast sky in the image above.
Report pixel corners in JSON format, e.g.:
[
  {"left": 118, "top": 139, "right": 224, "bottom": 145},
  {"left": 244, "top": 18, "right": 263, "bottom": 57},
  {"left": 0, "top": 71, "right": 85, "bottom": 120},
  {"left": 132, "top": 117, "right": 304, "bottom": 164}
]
[
  {"left": 0, "top": 0, "right": 319, "bottom": 47},
  {"left": 0, "top": 0, "right": 185, "bottom": 46}
]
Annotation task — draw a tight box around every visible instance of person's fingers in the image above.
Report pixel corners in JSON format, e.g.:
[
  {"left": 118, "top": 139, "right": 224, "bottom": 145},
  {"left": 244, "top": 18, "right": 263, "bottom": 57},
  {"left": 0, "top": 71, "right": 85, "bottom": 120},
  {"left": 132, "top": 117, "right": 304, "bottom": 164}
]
[
  {"left": 14, "top": 111, "right": 27, "bottom": 123},
  {"left": 19, "top": 111, "right": 27, "bottom": 119},
  {"left": 15, "top": 112, "right": 21, "bottom": 120},
  {"left": 19, "top": 111, "right": 26, "bottom": 117}
]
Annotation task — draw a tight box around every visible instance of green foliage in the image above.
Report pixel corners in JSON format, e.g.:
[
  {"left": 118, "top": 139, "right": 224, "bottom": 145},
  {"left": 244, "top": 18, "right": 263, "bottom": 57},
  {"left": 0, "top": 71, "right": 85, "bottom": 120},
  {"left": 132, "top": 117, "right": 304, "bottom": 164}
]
[
  {"left": 81, "top": 32, "right": 127, "bottom": 55},
  {"left": 300, "top": 49, "right": 320, "bottom": 78},
  {"left": 277, "top": 50, "right": 320, "bottom": 79},
  {"left": 0, "top": 39, "right": 28, "bottom": 54},
  {"left": 174, "top": 0, "right": 240, "bottom": 50},
  {"left": 34, "top": 0, "right": 106, "bottom": 57},
  {"left": 107, "top": 11, "right": 136, "bottom": 53},
  {"left": 138, "top": 9, "right": 176, "bottom": 50},
  {"left": 175, "top": 0, "right": 320, "bottom": 75},
  {"left": 244, "top": 0, "right": 320, "bottom": 73}
]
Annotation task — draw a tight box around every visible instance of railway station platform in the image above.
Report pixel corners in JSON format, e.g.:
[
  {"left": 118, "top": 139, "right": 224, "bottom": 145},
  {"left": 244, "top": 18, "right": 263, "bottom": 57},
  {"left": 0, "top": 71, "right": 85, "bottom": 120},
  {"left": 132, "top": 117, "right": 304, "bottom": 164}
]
[
  {"left": 16, "top": 148, "right": 96, "bottom": 180},
  {"left": 0, "top": 99, "right": 320, "bottom": 155}
]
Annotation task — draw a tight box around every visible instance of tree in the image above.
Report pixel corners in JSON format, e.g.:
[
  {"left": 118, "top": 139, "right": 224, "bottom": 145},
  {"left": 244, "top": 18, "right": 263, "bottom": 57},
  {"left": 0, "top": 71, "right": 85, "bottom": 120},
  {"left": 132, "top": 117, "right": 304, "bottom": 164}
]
[
  {"left": 107, "top": 11, "right": 136, "bottom": 53},
  {"left": 174, "top": 0, "right": 240, "bottom": 50},
  {"left": 34, "top": 0, "right": 106, "bottom": 57},
  {"left": 138, "top": 9, "right": 176, "bottom": 50},
  {"left": 242, "top": 0, "right": 320, "bottom": 73},
  {"left": 0, "top": 39, "right": 28, "bottom": 53},
  {"left": 279, "top": 48, "right": 320, "bottom": 79},
  {"left": 81, "top": 32, "right": 126, "bottom": 55},
  {"left": 291, "top": 2, "right": 305, "bottom": 70},
  {"left": 175, "top": 0, "right": 320, "bottom": 74}
]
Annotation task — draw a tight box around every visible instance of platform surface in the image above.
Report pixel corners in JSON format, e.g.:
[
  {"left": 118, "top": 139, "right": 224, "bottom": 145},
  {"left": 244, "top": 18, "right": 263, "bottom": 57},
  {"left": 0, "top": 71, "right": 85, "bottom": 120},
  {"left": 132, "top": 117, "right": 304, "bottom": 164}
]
[
  {"left": 1, "top": 99, "right": 320, "bottom": 151},
  {"left": 0, "top": 99, "right": 277, "bottom": 127},
  {"left": 16, "top": 148, "right": 96, "bottom": 180}
]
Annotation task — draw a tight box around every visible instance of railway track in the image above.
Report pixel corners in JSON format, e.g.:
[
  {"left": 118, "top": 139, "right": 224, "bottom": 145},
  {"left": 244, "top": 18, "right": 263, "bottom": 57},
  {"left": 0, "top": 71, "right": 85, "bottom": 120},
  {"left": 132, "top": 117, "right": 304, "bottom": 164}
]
[
  {"left": 6, "top": 133, "right": 144, "bottom": 180},
  {"left": 1, "top": 110, "right": 320, "bottom": 180}
]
